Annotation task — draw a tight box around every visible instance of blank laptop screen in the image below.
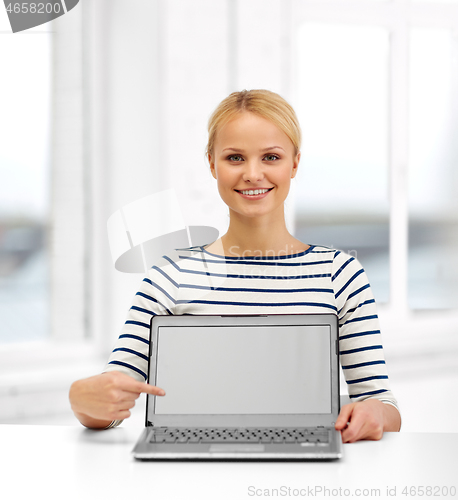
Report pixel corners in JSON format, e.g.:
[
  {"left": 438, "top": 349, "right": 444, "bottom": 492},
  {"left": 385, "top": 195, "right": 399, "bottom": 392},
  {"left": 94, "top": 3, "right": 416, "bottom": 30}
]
[{"left": 152, "top": 325, "right": 332, "bottom": 415}]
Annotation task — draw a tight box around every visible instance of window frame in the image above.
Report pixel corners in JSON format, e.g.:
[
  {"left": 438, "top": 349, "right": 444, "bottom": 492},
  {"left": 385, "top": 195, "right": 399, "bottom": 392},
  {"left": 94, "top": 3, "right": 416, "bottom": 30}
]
[
  {"left": 291, "top": 0, "right": 458, "bottom": 350},
  {"left": 0, "top": 4, "right": 105, "bottom": 397}
]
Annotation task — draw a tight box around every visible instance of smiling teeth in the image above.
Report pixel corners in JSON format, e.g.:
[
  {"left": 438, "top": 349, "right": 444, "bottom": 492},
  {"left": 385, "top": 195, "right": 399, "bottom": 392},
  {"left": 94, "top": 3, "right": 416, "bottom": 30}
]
[{"left": 240, "top": 188, "right": 270, "bottom": 195}]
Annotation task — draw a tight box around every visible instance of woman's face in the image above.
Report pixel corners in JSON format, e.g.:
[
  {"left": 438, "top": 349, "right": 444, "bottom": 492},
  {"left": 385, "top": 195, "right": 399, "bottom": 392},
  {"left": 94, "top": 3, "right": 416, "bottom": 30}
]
[{"left": 209, "top": 112, "right": 300, "bottom": 222}]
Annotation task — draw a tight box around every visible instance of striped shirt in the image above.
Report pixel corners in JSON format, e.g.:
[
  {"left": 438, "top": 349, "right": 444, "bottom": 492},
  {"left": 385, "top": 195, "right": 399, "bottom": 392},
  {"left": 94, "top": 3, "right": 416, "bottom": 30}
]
[{"left": 105, "top": 244, "right": 398, "bottom": 408}]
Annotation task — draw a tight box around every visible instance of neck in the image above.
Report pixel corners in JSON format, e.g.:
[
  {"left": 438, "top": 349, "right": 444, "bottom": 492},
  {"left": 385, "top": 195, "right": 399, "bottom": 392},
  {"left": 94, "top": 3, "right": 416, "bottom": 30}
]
[{"left": 221, "top": 209, "right": 301, "bottom": 257}]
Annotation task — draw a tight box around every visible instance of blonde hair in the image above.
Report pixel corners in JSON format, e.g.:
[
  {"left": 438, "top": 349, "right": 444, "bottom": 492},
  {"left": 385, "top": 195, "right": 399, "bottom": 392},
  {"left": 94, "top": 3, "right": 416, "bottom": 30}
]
[{"left": 206, "top": 89, "right": 302, "bottom": 157}]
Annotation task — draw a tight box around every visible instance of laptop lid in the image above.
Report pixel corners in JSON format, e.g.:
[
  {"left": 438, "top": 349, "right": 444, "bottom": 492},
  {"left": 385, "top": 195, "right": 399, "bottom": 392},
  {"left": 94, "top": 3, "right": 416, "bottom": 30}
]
[{"left": 146, "top": 314, "right": 340, "bottom": 429}]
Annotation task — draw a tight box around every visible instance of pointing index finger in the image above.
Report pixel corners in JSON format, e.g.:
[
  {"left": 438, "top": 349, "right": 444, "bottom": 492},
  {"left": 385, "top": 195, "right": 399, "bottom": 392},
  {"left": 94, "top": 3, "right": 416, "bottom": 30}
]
[
  {"left": 142, "top": 383, "right": 166, "bottom": 396},
  {"left": 124, "top": 378, "right": 166, "bottom": 396}
]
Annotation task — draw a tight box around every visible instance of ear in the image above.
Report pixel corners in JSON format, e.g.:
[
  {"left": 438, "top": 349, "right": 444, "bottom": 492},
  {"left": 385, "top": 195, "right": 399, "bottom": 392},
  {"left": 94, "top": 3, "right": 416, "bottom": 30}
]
[
  {"left": 208, "top": 153, "right": 217, "bottom": 179},
  {"left": 291, "top": 151, "right": 300, "bottom": 179}
]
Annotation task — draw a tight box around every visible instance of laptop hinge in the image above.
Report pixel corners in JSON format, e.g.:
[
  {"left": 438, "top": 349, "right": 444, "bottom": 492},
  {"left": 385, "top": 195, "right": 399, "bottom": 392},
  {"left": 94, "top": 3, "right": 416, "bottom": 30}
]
[{"left": 147, "top": 421, "right": 154, "bottom": 427}]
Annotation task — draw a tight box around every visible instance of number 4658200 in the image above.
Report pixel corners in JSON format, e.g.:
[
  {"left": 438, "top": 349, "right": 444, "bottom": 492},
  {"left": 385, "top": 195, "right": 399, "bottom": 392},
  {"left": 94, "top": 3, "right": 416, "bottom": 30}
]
[
  {"left": 5, "top": 3, "right": 62, "bottom": 14},
  {"left": 401, "top": 485, "right": 457, "bottom": 497}
]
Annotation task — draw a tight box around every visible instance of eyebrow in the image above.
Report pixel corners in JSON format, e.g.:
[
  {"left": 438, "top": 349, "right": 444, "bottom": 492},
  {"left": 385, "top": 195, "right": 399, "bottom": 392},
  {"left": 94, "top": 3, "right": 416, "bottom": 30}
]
[{"left": 221, "top": 146, "right": 285, "bottom": 153}]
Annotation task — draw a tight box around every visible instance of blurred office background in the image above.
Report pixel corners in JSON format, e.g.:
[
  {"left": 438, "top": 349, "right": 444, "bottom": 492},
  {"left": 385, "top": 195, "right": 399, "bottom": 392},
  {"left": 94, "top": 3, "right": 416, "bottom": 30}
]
[{"left": 0, "top": 0, "right": 457, "bottom": 430}]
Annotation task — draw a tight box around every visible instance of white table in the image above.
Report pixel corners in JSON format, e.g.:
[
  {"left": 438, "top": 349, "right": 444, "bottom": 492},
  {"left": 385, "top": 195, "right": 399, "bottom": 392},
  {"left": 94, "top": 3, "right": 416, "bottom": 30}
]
[{"left": 1, "top": 423, "right": 456, "bottom": 500}]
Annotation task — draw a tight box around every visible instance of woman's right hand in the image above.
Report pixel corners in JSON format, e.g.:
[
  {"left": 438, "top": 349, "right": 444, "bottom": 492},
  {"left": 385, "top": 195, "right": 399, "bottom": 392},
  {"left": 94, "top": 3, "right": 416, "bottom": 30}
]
[{"left": 69, "top": 371, "right": 165, "bottom": 429}]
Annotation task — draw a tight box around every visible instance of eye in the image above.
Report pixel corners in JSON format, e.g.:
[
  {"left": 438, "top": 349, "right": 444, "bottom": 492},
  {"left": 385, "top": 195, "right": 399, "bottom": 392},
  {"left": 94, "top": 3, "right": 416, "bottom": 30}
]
[
  {"left": 264, "top": 154, "right": 280, "bottom": 162},
  {"left": 228, "top": 154, "right": 244, "bottom": 162}
]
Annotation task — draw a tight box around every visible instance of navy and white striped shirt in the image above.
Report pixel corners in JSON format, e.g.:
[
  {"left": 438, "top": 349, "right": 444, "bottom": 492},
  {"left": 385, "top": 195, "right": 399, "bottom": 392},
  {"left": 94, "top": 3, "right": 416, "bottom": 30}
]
[{"left": 105, "top": 244, "right": 398, "bottom": 408}]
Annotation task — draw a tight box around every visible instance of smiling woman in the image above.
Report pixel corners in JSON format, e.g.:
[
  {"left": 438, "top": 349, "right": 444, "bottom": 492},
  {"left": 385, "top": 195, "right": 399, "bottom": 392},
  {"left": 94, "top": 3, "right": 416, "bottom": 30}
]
[
  {"left": 207, "top": 112, "right": 304, "bottom": 255},
  {"left": 70, "top": 89, "right": 401, "bottom": 442},
  {"left": 205, "top": 89, "right": 306, "bottom": 257}
]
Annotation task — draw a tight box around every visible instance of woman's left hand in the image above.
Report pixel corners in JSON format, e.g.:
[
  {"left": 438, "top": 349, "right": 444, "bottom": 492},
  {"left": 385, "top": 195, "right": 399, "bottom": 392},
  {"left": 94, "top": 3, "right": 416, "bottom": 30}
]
[{"left": 335, "top": 399, "right": 401, "bottom": 443}]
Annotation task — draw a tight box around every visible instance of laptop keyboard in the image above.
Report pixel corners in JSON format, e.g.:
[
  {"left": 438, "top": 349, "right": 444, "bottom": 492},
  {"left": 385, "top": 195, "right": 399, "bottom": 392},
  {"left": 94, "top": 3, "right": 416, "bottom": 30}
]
[{"left": 149, "top": 427, "right": 330, "bottom": 444}]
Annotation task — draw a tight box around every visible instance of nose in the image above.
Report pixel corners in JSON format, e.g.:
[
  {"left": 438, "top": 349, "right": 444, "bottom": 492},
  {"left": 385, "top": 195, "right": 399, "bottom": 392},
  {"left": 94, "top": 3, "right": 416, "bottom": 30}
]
[{"left": 242, "top": 159, "right": 264, "bottom": 183}]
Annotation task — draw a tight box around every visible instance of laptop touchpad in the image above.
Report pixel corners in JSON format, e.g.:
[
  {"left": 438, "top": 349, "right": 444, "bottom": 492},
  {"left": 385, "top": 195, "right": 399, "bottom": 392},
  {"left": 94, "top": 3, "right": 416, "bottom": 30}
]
[{"left": 209, "top": 444, "right": 265, "bottom": 452}]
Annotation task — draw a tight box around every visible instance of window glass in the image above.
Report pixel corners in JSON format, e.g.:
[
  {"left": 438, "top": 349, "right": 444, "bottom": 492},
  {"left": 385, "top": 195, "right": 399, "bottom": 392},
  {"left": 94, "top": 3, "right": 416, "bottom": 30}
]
[
  {"left": 295, "top": 23, "right": 390, "bottom": 302},
  {"left": 0, "top": 33, "right": 52, "bottom": 343},
  {"left": 408, "top": 28, "right": 458, "bottom": 309}
]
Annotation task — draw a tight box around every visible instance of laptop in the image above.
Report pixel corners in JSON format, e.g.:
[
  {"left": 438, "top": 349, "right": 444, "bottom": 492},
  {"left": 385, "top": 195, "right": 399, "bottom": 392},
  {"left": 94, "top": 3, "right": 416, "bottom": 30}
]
[{"left": 132, "top": 313, "right": 343, "bottom": 460}]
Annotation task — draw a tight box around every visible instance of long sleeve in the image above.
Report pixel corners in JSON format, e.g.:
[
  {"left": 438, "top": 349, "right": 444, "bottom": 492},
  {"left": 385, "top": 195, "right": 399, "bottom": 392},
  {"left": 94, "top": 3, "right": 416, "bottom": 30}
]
[
  {"left": 104, "top": 256, "right": 181, "bottom": 381},
  {"left": 331, "top": 250, "right": 398, "bottom": 409}
]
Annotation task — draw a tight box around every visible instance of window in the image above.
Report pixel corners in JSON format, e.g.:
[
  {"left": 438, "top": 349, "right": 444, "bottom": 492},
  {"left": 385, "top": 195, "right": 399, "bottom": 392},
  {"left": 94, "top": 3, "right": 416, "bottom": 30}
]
[
  {"left": 295, "top": 23, "right": 390, "bottom": 303},
  {"left": 408, "top": 27, "right": 458, "bottom": 309},
  {"left": 0, "top": 5, "right": 99, "bottom": 424},
  {"left": 292, "top": 0, "right": 458, "bottom": 342},
  {"left": 0, "top": 20, "right": 52, "bottom": 343}
]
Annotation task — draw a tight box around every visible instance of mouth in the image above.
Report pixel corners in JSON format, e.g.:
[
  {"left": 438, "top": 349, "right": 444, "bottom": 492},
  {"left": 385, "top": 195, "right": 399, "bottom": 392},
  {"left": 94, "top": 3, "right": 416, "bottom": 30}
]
[{"left": 234, "top": 187, "right": 274, "bottom": 197}]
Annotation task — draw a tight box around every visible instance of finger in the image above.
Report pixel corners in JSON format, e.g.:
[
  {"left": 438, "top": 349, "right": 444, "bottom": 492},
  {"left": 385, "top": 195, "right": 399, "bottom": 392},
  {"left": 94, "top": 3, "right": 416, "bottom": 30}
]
[
  {"left": 88, "top": 405, "right": 132, "bottom": 422},
  {"left": 114, "top": 409, "right": 131, "bottom": 420},
  {"left": 118, "top": 399, "right": 137, "bottom": 411},
  {"left": 335, "top": 404, "right": 355, "bottom": 430},
  {"left": 116, "top": 392, "right": 141, "bottom": 404},
  {"left": 107, "top": 372, "right": 166, "bottom": 396},
  {"left": 140, "top": 383, "right": 166, "bottom": 396},
  {"left": 121, "top": 379, "right": 166, "bottom": 396},
  {"left": 341, "top": 423, "right": 368, "bottom": 443},
  {"left": 115, "top": 396, "right": 138, "bottom": 409},
  {"left": 105, "top": 403, "right": 135, "bottom": 420},
  {"left": 341, "top": 411, "right": 366, "bottom": 443},
  {"left": 103, "top": 397, "right": 138, "bottom": 419}
]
